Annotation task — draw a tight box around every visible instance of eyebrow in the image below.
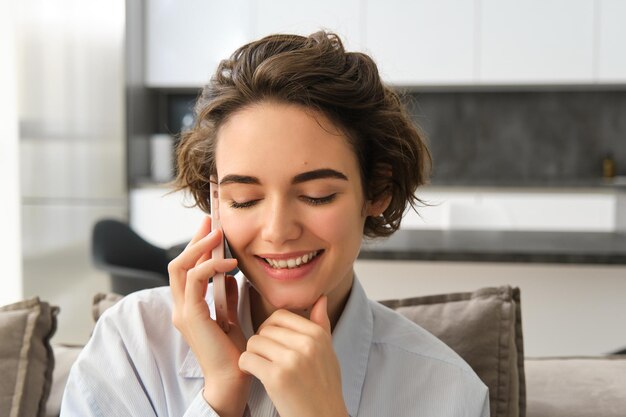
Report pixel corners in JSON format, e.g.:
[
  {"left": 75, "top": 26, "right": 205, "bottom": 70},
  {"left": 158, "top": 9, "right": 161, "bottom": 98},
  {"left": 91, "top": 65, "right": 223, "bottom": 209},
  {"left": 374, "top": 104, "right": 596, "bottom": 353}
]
[{"left": 219, "top": 168, "right": 348, "bottom": 186}]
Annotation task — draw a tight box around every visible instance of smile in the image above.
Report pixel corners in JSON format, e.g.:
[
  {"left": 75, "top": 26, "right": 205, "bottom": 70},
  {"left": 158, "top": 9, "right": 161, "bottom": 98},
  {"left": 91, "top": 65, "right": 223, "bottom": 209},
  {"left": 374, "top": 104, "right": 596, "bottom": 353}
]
[{"left": 262, "top": 250, "right": 321, "bottom": 269}]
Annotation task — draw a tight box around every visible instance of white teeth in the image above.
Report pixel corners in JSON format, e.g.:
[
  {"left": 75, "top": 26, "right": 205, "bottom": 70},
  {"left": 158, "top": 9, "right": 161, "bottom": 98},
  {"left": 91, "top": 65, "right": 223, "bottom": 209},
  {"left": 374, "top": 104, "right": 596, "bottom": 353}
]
[{"left": 264, "top": 250, "right": 319, "bottom": 269}]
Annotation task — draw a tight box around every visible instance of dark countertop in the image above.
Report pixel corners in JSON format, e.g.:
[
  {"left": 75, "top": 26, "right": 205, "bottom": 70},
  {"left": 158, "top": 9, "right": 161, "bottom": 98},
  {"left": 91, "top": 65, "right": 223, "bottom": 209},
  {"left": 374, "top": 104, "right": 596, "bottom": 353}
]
[{"left": 359, "top": 229, "right": 626, "bottom": 265}]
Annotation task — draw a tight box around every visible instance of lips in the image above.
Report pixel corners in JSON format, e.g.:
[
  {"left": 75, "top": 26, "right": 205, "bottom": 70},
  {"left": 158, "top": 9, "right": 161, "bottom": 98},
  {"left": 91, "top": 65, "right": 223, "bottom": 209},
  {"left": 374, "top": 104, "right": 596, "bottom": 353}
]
[
  {"left": 254, "top": 250, "right": 324, "bottom": 281},
  {"left": 261, "top": 250, "right": 320, "bottom": 269}
]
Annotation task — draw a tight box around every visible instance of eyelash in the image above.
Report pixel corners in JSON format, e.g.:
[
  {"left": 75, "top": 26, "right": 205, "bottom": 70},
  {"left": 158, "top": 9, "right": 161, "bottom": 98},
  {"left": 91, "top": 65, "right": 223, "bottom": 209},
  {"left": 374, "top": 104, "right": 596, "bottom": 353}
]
[
  {"left": 228, "top": 194, "right": 337, "bottom": 209},
  {"left": 303, "top": 194, "right": 337, "bottom": 206},
  {"left": 229, "top": 200, "right": 259, "bottom": 209}
]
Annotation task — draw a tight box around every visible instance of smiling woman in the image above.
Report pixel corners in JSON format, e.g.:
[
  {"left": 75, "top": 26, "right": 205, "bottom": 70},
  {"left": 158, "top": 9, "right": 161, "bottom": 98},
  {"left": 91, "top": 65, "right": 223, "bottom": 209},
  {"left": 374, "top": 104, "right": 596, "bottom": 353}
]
[
  {"left": 214, "top": 102, "right": 370, "bottom": 332},
  {"left": 60, "top": 31, "right": 489, "bottom": 417}
]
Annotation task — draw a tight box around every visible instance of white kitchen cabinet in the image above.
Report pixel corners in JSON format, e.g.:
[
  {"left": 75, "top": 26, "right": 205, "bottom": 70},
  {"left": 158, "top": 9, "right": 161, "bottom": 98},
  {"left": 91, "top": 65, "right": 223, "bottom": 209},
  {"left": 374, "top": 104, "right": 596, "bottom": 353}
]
[
  {"left": 364, "top": 0, "right": 476, "bottom": 86},
  {"left": 404, "top": 187, "right": 617, "bottom": 232},
  {"left": 145, "top": 0, "right": 254, "bottom": 87},
  {"left": 253, "top": 0, "right": 363, "bottom": 51},
  {"left": 144, "top": 0, "right": 626, "bottom": 88},
  {"left": 477, "top": 190, "right": 615, "bottom": 231},
  {"left": 597, "top": 0, "right": 626, "bottom": 82},
  {"left": 479, "top": 0, "right": 595, "bottom": 84}
]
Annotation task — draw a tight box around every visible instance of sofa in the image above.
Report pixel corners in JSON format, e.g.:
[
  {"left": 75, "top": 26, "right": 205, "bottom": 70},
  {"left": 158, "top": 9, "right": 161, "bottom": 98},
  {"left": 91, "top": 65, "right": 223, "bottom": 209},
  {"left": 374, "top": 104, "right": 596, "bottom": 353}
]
[{"left": 1, "top": 287, "right": 624, "bottom": 417}]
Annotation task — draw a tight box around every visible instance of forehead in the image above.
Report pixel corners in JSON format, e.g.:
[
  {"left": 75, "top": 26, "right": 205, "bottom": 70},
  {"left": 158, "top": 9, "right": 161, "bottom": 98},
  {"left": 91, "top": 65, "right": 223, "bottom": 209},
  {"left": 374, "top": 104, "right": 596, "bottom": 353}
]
[{"left": 214, "top": 102, "right": 360, "bottom": 180}]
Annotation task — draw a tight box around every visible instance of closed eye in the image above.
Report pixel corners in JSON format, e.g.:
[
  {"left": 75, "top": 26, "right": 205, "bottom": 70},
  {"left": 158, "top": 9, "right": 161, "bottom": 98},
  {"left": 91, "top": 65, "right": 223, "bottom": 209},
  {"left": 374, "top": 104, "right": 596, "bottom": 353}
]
[
  {"left": 229, "top": 199, "right": 260, "bottom": 209},
  {"left": 229, "top": 194, "right": 337, "bottom": 209},
  {"left": 301, "top": 194, "right": 337, "bottom": 206}
]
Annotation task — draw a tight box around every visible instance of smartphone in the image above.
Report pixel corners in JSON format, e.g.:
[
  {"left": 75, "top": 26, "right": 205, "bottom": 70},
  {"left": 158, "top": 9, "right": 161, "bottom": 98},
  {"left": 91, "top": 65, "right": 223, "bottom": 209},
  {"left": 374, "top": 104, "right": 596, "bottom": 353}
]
[{"left": 210, "top": 181, "right": 230, "bottom": 333}]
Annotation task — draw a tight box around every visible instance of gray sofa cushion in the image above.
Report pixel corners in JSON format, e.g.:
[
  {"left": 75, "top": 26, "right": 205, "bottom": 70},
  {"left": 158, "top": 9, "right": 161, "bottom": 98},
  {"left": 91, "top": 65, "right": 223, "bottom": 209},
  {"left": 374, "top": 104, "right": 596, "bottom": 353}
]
[
  {"left": 381, "top": 286, "right": 525, "bottom": 417},
  {"left": 45, "top": 345, "right": 83, "bottom": 417},
  {"left": 0, "top": 298, "right": 58, "bottom": 417},
  {"left": 91, "top": 292, "right": 124, "bottom": 323},
  {"left": 525, "top": 356, "right": 626, "bottom": 417}
]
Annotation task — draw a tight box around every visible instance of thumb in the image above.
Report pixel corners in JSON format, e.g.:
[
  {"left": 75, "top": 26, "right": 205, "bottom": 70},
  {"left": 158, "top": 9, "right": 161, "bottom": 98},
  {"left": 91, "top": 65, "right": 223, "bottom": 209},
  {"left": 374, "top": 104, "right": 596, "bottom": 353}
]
[{"left": 309, "top": 295, "right": 331, "bottom": 334}]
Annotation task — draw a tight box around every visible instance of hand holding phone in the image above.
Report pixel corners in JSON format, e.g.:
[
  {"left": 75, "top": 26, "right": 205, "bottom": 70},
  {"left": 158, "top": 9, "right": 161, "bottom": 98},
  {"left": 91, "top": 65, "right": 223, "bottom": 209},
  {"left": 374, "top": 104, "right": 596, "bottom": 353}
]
[{"left": 210, "top": 181, "right": 230, "bottom": 333}]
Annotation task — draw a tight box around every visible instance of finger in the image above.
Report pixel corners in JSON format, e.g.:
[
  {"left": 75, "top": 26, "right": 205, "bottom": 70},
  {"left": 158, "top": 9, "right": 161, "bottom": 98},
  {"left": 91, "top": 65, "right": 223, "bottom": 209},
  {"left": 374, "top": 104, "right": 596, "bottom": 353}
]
[
  {"left": 169, "top": 262, "right": 189, "bottom": 309},
  {"left": 225, "top": 275, "right": 240, "bottom": 325},
  {"left": 177, "top": 229, "right": 223, "bottom": 271},
  {"left": 190, "top": 216, "right": 212, "bottom": 267},
  {"left": 182, "top": 258, "right": 237, "bottom": 324},
  {"left": 169, "top": 229, "right": 221, "bottom": 306},
  {"left": 258, "top": 309, "right": 322, "bottom": 338},
  {"left": 239, "top": 350, "right": 273, "bottom": 380},
  {"left": 257, "top": 325, "right": 306, "bottom": 350},
  {"left": 309, "top": 295, "right": 331, "bottom": 335},
  {"left": 195, "top": 251, "right": 211, "bottom": 268},
  {"left": 246, "top": 334, "right": 292, "bottom": 363},
  {"left": 191, "top": 258, "right": 238, "bottom": 284}
]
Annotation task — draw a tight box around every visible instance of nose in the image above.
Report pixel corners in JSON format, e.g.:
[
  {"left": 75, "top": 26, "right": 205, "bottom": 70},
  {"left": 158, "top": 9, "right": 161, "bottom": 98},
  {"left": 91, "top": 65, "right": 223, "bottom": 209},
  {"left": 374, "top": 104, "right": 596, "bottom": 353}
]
[{"left": 260, "top": 197, "right": 301, "bottom": 245}]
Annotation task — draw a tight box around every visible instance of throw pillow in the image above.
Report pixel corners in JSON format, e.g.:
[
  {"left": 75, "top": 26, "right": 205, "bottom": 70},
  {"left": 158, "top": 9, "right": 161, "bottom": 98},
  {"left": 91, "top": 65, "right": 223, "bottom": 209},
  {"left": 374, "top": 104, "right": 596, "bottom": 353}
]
[
  {"left": 380, "top": 286, "right": 525, "bottom": 417},
  {"left": 91, "top": 293, "right": 124, "bottom": 323},
  {"left": 0, "top": 298, "right": 59, "bottom": 417}
]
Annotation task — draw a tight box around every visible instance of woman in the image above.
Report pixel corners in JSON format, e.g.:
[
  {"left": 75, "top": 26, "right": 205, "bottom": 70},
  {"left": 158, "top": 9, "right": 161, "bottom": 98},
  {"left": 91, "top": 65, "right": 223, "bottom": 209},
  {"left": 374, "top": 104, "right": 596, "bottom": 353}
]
[{"left": 61, "top": 31, "right": 488, "bottom": 417}]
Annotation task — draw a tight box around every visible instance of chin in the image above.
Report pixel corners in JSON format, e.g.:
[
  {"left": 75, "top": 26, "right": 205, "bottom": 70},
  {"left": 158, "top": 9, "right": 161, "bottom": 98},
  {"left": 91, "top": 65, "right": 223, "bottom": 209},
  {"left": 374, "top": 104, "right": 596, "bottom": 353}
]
[{"left": 267, "top": 295, "right": 315, "bottom": 313}]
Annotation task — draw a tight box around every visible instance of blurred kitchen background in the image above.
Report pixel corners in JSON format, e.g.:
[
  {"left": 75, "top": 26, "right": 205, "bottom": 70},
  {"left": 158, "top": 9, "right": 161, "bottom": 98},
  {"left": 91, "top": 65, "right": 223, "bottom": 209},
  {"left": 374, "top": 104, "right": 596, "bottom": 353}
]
[{"left": 2, "top": 0, "right": 626, "bottom": 356}]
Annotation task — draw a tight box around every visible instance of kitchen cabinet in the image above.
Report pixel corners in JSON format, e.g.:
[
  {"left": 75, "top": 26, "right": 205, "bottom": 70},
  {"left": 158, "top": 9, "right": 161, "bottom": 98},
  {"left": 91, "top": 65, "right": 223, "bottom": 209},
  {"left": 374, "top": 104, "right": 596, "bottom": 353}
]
[
  {"left": 145, "top": 0, "right": 362, "bottom": 87},
  {"left": 479, "top": 0, "right": 595, "bottom": 84},
  {"left": 403, "top": 187, "right": 617, "bottom": 232},
  {"left": 364, "top": 0, "right": 476, "bottom": 86},
  {"left": 145, "top": 0, "right": 254, "bottom": 87},
  {"left": 597, "top": 0, "right": 626, "bottom": 82},
  {"left": 144, "top": 0, "right": 626, "bottom": 88},
  {"left": 254, "top": 0, "right": 362, "bottom": 51}
]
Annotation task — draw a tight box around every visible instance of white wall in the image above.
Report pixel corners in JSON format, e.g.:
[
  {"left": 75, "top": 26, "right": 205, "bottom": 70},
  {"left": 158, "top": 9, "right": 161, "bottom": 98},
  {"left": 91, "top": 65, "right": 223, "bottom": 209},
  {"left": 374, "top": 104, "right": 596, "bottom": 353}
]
[{"left": 0, "top": 0, "right": 23, "bottom": 306}]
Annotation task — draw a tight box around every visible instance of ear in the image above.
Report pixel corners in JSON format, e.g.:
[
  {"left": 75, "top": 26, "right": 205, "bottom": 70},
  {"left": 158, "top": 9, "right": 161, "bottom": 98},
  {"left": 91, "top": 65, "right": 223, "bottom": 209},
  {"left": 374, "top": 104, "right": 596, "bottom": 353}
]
[
  {"left": 366, "top": 193, "right": 392, "bottom": 217},
  {"left": 365, "top": 163, "right": 393, "bottom": 217}
]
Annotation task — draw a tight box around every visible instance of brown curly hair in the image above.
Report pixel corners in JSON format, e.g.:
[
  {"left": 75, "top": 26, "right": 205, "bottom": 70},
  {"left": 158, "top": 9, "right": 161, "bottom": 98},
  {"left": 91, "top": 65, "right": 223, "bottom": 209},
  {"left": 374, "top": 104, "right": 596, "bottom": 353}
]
[{"left": 174, "top": 31, "right": 431, "bottom": 238}]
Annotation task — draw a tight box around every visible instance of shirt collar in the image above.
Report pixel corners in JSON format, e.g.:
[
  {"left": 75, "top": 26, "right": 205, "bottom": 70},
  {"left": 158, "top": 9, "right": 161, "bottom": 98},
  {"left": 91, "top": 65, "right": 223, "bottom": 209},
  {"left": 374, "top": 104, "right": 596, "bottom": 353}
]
[
  {"left": 179, "top": 273, "right": 374, "bottom": 417},
  {"left": 332, "top": 277, "right": 373, "bottom": 417}
]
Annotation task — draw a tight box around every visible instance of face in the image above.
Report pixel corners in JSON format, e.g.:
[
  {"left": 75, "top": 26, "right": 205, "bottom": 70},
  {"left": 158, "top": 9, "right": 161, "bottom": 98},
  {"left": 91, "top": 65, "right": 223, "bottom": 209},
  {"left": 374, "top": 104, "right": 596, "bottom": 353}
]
[{"left": 215, "top": 101, "right": 376, "bottom": 317}]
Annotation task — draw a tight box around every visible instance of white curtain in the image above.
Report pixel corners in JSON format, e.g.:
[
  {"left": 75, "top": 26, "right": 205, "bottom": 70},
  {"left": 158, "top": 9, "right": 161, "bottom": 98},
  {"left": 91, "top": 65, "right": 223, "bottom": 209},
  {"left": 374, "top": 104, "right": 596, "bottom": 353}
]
[{"left": 0, "top": 0, "right": 23, "bottom": 305}]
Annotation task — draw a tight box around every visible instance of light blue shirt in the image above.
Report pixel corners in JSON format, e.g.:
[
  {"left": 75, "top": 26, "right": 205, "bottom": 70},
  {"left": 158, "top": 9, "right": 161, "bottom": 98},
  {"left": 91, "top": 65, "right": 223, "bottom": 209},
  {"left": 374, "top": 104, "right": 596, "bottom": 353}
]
[{"left": 61, "top": 274, "right": 489, "bottom": 416}]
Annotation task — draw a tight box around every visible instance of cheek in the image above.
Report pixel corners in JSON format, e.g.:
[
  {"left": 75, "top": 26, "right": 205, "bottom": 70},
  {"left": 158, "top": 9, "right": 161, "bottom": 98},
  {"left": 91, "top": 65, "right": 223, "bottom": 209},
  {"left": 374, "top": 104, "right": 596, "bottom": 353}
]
[
  {"left": 308, "top": 202, "right": 366, "bottom": 245},
  {"left": 220, "top": 212, "right": 255, "bottom": 254}
]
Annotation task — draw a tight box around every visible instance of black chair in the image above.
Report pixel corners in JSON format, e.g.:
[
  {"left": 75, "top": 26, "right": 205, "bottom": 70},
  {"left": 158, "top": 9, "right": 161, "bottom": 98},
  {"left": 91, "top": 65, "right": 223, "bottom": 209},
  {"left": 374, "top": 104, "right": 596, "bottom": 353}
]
[{"left": 91, "top": 219, "right": 171, "bottom": 295}]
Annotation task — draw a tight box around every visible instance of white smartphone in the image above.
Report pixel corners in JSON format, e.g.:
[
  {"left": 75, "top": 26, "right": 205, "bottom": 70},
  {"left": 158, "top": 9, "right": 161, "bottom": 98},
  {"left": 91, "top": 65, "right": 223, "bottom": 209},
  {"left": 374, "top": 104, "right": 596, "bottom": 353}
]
[{"left": 210, "top": 181, "right": 230, "bottom": 333}]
